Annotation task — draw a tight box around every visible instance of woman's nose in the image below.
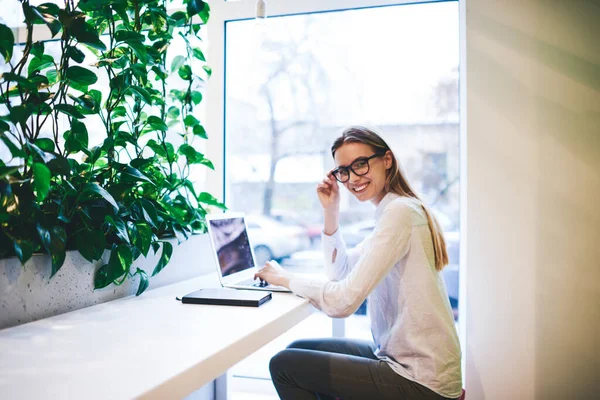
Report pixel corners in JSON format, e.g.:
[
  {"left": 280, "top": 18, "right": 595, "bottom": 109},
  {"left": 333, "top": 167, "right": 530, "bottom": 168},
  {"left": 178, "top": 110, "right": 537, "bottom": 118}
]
[{"left": 348, "top": 170, "right": 361, "bottom": 182}]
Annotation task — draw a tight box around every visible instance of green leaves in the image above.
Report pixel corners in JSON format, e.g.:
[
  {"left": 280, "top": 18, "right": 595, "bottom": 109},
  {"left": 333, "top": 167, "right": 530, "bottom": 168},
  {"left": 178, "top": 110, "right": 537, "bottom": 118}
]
[
  {"left": 170, "top": 11, "right": 187, "bottom": 27},
  {"left": 30, "top": 4, "right": 61, "bottom": 37},
  {"left": 67, "top": 45, "right": 85, "bottom": 63},
  {"left": 14, "top": 239, "right": 34, "bottom": 265},
  {"left": 68, "top": 17, "right": 106, "bottom": 51},
  {"left": 132, "top": 222, "right": 153, "bottom": 256},
  {"left": 0, "top": 23, "right": 14, "bottom": 63},
  {"left": 64, "top": 119, "right": 89, "bottom": 154},
  {"left": 134, "top": 268, "right": 149, "bottom": 296},
  {"left": 120, "top": 165, "right": 154, "bottom": 185},
  {"left": 126, "top": 41, "right": 148, "bottom": 63},
  {"left": 178, "top": 65, "right": 192, "bottom": 80},
  {"left": 104, "top": 214, "right": 130, "bottom": 243},
  {"left": 192, "top": 48, "right": 205, "bottom": 62},
  {"left": 127, "top": 86, "right": 152, "bottom": 105},
  {"left": 0, "top": 165, "right": 21, "bottom": 178},
  {"left": 146, "top": 139, "right": 174, "bottom": 160},
  {"left": 28, "top": 54, "right": 54, "bottom": 76},
  {"left": 179, "top": 144, "right": 214, "bottom": 169},
  {"left": 33, "top": 138, "right": 54, "bottom": 152},
  {"left": 187, "top": 0, "right": 210, "bottom": 24},
  {"left": 77, "top": 0, "right": 109, "bottom": 12},
  {"left": 0, "top": 120, "right": 10, "bottom": 133},
  {"left": 170, "top": 55, "right": 185, "bottom": 74},
  {"left": 116, "top": 245, "right": 133, "bottom": 270},
  {"left": 31, "top": 42, "right": 44, "bottom": 58},
  {"left": 37, "top": 224, "right": 67, "bottom": 277},
  {"left": 55, "top": 104, "right": 85, "bottom": 119},
  {"left": 115, "top": 30, "right": 145, "bottom": 43},
  {"left": 47, "top": 156, "right": 70, "bottom": 176},
  {"left": 32, "top": 162, "right": 51, "bottom": 201},
  {"left": 167, "top": 106, "right": 180, "bottom": 119},
  {"left": 183, "top": 115, "right": 200, "bottom": 128},
  {"left": 193, "top": 125, "right": 207, "bottom": 138},
  {"left": 146, "top": 116, "right": 168, "bottom": 132},
  {"left": 9, "top": 104, "right": 35, "bottom": 124},
  {"left": 191, "top": 90, "right": 203, "bottom": 105},
  {"left": 152, "top": 241, "right": 173, "bottom": 276},
  {"left": 66, "top": 66, "right": 98, "bottom": 87},
  {"left": 80, "top": 183, "right": 119, "bottom": 211},
  {"left": 198, "top": 192, "right": 227, "bottom": 210},
  {"left": 114, "top": 29, "right": 146, "bottom": 63},
  {"left": 94, "top": 244, "right": 127, "bottom": 289},
  {"left": 0, "top": 0, "right": 217, "bottom": 296},
  {"left": 76, "top": 229, "right": 106, "bottom": 262}
]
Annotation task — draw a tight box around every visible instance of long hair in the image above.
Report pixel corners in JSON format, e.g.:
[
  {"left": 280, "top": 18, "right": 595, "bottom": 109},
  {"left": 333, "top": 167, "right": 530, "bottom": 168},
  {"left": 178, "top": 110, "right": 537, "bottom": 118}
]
[{"left": 331, "top": 125, "right": 449, "bottom": 271}]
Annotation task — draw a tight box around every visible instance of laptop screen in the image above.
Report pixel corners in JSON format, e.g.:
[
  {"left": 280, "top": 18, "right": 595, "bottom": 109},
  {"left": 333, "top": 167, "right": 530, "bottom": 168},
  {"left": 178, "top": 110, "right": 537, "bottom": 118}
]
[{"left": 208, "top": 216, "right": 255, "bottom": 278}]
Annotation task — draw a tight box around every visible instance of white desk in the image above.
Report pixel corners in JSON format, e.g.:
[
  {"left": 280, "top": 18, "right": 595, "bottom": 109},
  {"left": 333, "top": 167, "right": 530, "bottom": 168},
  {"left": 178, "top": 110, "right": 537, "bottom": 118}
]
[{"left": 0, "top": 274, "right": 313, "bottom": 399}]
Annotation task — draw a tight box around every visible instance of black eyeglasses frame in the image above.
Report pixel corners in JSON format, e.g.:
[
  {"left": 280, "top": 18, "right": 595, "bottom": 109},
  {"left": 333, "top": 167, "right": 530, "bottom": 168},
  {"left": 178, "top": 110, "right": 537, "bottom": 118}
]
[{"left": 332, "top": 153, "right": 385, "bottom": 183}]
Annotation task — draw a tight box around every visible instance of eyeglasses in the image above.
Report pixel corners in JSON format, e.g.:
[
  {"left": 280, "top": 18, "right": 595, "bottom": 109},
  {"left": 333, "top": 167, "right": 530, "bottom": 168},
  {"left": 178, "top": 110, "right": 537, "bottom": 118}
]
[{"left": 332, "top": 153, "right": 384, "bottom": 183}]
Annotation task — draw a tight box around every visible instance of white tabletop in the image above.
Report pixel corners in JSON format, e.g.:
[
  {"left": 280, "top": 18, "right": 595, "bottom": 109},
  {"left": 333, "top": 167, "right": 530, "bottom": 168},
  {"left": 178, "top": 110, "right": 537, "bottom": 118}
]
[{"left": 0, "top": 274, "right": 313, "bottom": 399}]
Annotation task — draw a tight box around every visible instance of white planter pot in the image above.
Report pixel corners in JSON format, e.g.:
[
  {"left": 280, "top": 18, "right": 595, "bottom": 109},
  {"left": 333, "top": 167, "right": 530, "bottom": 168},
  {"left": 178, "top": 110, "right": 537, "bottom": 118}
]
[{"left": 0, "top": 234, "right": 213, "bottom": 330}]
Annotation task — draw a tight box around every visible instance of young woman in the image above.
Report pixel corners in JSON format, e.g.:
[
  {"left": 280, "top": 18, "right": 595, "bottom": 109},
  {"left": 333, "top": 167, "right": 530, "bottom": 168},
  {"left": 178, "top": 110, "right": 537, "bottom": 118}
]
[{"left": 255, "top": 126, "right": 462, "bottom": 400}]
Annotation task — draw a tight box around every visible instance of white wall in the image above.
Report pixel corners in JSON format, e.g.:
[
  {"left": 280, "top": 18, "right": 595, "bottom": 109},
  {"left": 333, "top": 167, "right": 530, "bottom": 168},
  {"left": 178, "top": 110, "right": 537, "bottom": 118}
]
[{"left": 464, "top": 0, "right": 600, "bottom": 399}]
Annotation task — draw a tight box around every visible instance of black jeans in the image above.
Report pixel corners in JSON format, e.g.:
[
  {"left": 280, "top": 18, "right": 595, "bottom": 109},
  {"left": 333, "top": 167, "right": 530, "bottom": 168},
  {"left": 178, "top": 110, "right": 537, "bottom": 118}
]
[{"left": 270, "top": 338, "right": 453, "bottom": 400}]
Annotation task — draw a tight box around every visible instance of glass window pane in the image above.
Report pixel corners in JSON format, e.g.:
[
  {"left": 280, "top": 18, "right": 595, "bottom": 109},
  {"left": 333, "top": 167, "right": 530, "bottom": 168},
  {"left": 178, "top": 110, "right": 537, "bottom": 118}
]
[{"left": 225, "top": 1, "right": 459, "bottom": 395}]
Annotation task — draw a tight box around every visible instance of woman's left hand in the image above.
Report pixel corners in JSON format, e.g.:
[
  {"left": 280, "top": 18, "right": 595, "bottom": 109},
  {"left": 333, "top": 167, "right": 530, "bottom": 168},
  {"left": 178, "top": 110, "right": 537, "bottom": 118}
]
[{"left": 254, "top": 260, "right": 293, "bottom": 289}]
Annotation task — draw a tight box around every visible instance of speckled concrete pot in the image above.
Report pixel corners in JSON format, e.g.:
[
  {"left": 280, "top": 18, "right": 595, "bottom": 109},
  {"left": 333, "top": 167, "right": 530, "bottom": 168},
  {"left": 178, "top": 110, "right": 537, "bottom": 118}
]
[{"left": 0, "top": 234, "right": 212, "bottom": 330}]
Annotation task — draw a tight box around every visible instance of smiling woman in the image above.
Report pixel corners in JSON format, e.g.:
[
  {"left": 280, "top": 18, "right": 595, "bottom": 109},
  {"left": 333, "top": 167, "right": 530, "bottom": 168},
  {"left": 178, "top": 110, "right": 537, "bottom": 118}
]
[{"left": 255, "top": 126, "right": 462, "bottom": 399}]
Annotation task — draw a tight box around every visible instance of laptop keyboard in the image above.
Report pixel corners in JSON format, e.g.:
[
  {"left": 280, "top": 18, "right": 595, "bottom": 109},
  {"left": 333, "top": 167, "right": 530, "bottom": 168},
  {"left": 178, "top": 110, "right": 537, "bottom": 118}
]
[{"left": 238, "top": 278, "right": 271, "bottom": 288}]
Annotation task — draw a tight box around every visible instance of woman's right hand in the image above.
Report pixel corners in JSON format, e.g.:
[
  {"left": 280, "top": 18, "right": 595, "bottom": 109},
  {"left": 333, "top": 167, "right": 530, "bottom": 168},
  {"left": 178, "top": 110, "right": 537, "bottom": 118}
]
[{"left": 316, "top": 170, "right": 340, "bottom": 211}]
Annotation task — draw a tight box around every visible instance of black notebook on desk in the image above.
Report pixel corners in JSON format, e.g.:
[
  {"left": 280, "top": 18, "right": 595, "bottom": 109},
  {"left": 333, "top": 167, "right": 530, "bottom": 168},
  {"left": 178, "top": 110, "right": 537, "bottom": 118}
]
[{"left": 181, "top": 288, "right": 272, "bottom": 307}]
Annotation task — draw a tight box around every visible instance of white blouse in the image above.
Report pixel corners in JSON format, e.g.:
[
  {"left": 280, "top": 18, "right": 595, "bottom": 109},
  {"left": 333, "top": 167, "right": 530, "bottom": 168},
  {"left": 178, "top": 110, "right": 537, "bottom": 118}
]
[{"left": 288, "top": 193, "right": 462, "bottom": 398}]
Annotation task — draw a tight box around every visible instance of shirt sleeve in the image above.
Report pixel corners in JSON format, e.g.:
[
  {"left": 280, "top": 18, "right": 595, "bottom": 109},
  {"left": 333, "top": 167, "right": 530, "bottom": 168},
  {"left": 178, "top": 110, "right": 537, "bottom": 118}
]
[
  {"left": 289, "top": 201, "right": 413, "bottom": 318},
  {"left": 321, "top": 229, "right": 365, "bottom": 281}
]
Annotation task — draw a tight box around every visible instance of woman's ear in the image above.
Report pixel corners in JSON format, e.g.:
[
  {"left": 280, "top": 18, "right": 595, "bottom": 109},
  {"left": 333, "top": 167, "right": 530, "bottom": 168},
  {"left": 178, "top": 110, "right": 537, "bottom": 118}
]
[{"left": 384, "top": 150, "right": 393, "bottom": 169}]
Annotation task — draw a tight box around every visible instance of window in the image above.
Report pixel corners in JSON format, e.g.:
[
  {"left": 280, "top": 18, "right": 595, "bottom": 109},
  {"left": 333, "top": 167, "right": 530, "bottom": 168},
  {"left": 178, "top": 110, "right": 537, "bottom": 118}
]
[{"left": 222, "top": 1, "right": 460, "bottom": 397}]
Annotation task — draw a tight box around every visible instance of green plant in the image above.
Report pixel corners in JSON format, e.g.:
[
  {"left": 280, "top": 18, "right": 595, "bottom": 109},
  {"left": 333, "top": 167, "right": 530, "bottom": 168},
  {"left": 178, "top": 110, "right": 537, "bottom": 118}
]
[{"left": 0, "top": 0, "right": 224, "bottom": 295}]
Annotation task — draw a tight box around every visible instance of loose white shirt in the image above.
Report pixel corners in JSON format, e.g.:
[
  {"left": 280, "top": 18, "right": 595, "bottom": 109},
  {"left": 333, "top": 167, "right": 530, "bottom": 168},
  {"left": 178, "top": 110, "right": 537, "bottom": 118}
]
[{"left": 288, "top": 193, "right": 462, "bottom": 398}]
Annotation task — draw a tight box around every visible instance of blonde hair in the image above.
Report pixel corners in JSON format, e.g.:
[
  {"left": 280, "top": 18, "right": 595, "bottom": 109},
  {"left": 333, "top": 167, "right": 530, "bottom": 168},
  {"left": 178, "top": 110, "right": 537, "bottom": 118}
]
[{"left": 331, "top": 125, "right": 449, "bottom": 271}]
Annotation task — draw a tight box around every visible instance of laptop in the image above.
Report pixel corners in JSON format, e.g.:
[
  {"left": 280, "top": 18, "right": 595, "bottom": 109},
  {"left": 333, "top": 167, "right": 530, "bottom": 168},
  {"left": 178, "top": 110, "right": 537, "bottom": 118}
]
[{"left": 205, "top": 212, "right": 291, "bottom": 292}]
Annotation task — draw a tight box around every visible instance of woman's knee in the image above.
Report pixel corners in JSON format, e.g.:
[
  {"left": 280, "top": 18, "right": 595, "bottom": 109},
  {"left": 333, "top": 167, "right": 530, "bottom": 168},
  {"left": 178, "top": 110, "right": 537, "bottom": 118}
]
[
  {"left": 269, "top": 349, "right": 300, "bottom": 383},
  {"left": 286, "top": 338, "right": 318, "bottom": 350},
  {"left": 270, "top": 349, "right": 292, "bottom": 375}
]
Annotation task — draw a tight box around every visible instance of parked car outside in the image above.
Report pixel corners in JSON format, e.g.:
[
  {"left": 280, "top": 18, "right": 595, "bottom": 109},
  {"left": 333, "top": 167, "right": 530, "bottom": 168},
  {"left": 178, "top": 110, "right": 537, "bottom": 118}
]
[
  {"left": 340, "top": 218, "right": 460, "bottom": 319},
  {"left": 246, "top": 215, "right": 311, "bottom": 267},
  {"left": 269, "top": 209, "right": 322, "bottom": 246}
]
